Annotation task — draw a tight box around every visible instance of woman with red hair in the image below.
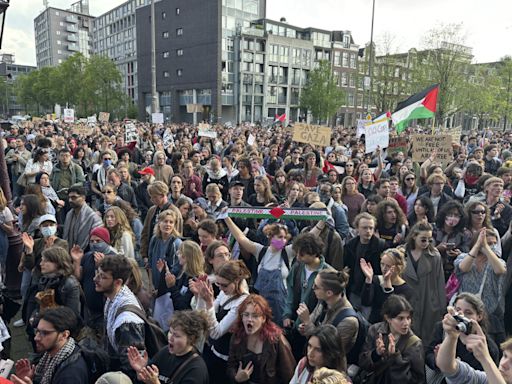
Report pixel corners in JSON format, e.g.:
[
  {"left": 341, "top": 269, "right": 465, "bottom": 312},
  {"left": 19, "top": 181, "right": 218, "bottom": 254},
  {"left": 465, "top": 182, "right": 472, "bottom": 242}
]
[{"left": 227, "top": 294, "right": 296, "bottom": 384}]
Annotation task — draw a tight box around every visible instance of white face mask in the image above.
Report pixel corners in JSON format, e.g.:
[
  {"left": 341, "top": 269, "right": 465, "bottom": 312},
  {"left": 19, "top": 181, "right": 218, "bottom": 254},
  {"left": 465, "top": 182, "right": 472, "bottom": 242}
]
[{"left": 40, "top": 225, "right": 57, "bottom": 238}]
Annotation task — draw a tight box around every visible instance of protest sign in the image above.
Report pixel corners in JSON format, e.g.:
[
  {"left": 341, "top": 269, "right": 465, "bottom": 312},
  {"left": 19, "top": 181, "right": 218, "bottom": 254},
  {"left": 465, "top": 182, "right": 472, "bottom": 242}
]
[
  {"left": 365, "top": 117, "right": 389, "bottom": 153},
  {"left": 63, "top": 109, "right": 75, "bottom": 123},
  {"left": 388, "top": 136, "right": 408, "bottom": 155},
  {"left": 186, "top": 104, "right": 203, "bottom": 113},
  {"left": 87, "top": 115, "right": 97, "bottom": 127},
  {"left": 32, "top": 117, "right": 43, "bottom": 124},
  {"left": 448, "top": 126, "right": 462, "bottom": 142},
  {"left": 163, "top": 129, "right": 174, "bottom": 149},
  {"left": 72, "top": 125, "right": 93, "bottom": 136},
  {"left": 152, "top": 113, "right": 164, "bottom": 124},
  {"left": 292, "top": 124, "right": 331, "bottom": 147},
  {"left": 356, "top": 119, "right": 369, "bottom": 138},
  {"left": 412, "top": 134, "right": 453, "bottom": 163},
  {"left": 198, "top": 123, "right": 217, "bottom": 138},
  {"left": 247, "top": 134, "right": 256, "bottom": 146},
  {"left": 124, "top": 122, "right": 138, "bottom": 143},
  {"left": 98, "top": 112, "right": 110, "bottom": 123}
]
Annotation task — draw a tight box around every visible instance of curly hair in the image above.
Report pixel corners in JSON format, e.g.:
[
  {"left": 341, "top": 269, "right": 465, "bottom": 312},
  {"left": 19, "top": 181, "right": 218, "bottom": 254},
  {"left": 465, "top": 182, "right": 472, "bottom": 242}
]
[
  {"left": 435, "top": 200, "right": 466, "bottom": 233},
  {"left": 375, "top": 199, "right": 407, "bottom": 230},
  {"left": 168, "top": 310, "right": 209, "bottom": 346},
  {"left": 292, "top": 232, "right": 324, "bottom": 258},
  {"left": 232, "top": 294, "right": 282, "bottom": 344}
]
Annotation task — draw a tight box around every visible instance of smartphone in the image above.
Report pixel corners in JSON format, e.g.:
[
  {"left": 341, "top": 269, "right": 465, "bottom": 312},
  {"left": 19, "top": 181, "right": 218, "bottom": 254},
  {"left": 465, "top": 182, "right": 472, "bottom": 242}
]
[{"left": 446, "top": 243, "right": 456, "bottom": 251}]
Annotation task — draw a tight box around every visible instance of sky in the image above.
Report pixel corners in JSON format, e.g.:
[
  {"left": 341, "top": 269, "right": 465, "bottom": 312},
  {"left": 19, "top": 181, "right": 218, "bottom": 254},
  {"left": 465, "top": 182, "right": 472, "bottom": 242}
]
[{"left": 2, "top": 0, "right": 511, "bottom": 67}]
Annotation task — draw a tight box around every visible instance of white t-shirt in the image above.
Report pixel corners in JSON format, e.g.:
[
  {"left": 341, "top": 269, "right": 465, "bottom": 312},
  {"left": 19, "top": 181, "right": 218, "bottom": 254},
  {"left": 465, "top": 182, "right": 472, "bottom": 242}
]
[
  {"left": 0, "top": 207, "right": 13, "bottom": 225},
  {"left": 252, "top": 243, "right": 295, "bottom": 283}
]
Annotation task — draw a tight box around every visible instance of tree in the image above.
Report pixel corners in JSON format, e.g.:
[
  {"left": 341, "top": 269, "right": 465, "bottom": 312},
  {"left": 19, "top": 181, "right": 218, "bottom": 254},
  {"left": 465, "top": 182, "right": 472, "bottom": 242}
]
[
  {"left": 412, "top": 23, "right": 472, "bottom": 126},
  {"left": 497, "top": 56, "right": 512, "bottom": 130},
  {"left": 465, "top": 64, "right": 502, "bottom": 129},
  {"left": 300, "top": 60, "right": 345, "bottom": 124}
]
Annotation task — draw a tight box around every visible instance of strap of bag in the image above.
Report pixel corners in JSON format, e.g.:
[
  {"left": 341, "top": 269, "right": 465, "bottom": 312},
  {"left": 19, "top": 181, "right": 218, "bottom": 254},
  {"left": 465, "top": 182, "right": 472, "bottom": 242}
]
[
  {"left": 478, "top": 266, "right": 489, "bottom": 298},
  {"left": 115, "top": 304, "right": 148, "bottom": 322},
  {"left": 169, "top": 353, "right": 199, "bottom": 383}
]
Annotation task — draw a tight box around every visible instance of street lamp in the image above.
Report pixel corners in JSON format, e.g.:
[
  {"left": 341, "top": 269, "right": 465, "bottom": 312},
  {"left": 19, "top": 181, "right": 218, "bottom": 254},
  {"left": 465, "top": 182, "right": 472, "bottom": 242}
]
[
  {"left": 0, "top": 0, "right": 11, "bottom": 202},
  {"left": 0, "top": 1, "right": 9, "bottom": 50}
]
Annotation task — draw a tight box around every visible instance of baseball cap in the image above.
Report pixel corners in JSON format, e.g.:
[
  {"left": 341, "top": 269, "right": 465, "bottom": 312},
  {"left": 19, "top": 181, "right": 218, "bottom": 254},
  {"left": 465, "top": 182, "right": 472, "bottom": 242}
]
[
  {"left": 38, "top": 214, "right": 57, "bottom": 226},
  {"left": 229, "top": 180, "right": 245, "bottom": 188},
  {"left": 138, "top": 167, "right": 155, "bottom": 176}
]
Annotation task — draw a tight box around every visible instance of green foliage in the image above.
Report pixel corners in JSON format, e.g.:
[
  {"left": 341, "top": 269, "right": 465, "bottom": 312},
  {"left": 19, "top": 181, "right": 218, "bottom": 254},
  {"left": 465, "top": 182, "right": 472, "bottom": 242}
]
[
  {"left": 497, "top": 56, "right": 512, "bottom": 129},
  {"left": 300, "top": 60, "right": 345, "bottom": 124},
  {"left": 14, "top": 53, "right": 127, "bottom": 117}
]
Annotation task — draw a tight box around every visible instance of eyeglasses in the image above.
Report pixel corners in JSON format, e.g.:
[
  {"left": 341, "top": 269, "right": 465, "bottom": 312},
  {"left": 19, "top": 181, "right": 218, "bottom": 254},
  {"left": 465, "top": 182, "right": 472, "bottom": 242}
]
[
  {"left": 35, "top": 329, "right": 58, "bottom": 337},
  {"left": 242, "top": 312, "right": 262, "bottom": 319},
  {"left": 419, "top": 238, "right": 434, "bottom": 243},
  {"left": 471, "top": 210, "right": 486, "bottom": 215},
  {"left": 405, "top": 178, "right": 415, "bottom": 181}
]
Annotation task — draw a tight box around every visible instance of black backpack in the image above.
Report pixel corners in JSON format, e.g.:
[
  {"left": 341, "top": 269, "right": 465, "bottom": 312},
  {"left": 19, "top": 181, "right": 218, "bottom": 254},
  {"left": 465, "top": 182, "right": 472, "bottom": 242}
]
[
  {"left": 78, "top": 338, "right": 110, "bottom": 383},
  {"left": 115, "top": 304, "right": 167, "bottom": 358},
  {"left": 331, "top": 307, "right": 370, "bottom": 365}
]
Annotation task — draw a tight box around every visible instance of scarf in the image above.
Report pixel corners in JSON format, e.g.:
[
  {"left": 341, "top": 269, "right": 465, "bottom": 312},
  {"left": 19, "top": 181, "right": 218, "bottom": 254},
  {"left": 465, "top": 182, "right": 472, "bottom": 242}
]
[
  {"left": 35, "top": 338, "right": 76, "bottom": 384},
  {"left": 104, "top": 285, "right": 143, "bottom": 351}
]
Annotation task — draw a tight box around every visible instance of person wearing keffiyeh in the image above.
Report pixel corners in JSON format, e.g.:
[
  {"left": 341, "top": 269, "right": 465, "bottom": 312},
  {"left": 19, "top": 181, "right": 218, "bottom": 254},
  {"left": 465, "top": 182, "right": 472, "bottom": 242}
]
[{"left": 11, "top": 306, "right": 89, "bottom": 384}]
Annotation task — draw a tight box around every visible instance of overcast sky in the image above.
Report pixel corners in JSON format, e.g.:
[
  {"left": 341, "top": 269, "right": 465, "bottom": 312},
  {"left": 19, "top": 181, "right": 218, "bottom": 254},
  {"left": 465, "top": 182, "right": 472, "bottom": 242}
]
[{"left": 2, "top": 0, "right": 511, "bottom": 67}]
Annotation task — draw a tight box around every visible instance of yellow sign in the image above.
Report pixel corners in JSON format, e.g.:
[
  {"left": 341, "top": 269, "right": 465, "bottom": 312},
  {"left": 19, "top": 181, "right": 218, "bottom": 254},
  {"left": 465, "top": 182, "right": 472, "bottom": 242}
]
[
  {"left": 292, "top": 124, "right": 331, "bottom": 147},
  {"left": 98, "top": 112, "right": 110, "bottom": 123},
  {"left": 412, "top": 134, "right": 453, "bottom": 163}
]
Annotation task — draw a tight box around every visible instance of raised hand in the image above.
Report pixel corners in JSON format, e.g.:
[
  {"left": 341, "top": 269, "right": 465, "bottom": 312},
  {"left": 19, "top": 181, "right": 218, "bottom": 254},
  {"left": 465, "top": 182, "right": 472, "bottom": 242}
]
[
  {"left": 296, "top": 302, "right": 311, "bottom": 324},
  {"left": 388, "top": 333, "right": 396, "bottom": 355},
  {"left": 93, "top": 252, "right": 105, "bottom": 266},
  {"left": 21, "top": 233, "right": 34, "bottom": 254},
  {"left": 127, "top": 346, "right": 148, "bottom": 373},
  {"left": 376, "top": 333, "right": 386, "bottom": 356},
  {"left": 14, "top": 359, "right": 35, "bottom": 381},
  {"left": 359, "top": 259, "right": 374, "bottom": 283},
  {"left": 235, "top": 361, "right": 254, "bottom": 383},
  {"left": 70, "top": 245, "right": 84, "bottom": 264}
]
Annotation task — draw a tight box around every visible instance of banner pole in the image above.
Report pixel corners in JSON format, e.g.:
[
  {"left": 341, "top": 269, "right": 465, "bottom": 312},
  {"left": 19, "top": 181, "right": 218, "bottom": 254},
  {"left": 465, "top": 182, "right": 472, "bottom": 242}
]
[{"left": 431, "top": 116, "right": 436, "bottom": 135}]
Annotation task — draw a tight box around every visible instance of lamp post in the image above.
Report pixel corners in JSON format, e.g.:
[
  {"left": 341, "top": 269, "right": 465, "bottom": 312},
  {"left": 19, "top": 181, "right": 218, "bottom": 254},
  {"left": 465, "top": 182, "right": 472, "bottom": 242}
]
[
  {"left": 366, "top": 0, "right": 376, "bottom": 116},
  {"left": 0, "top": 0, "right": 10, "bottom": 203}
]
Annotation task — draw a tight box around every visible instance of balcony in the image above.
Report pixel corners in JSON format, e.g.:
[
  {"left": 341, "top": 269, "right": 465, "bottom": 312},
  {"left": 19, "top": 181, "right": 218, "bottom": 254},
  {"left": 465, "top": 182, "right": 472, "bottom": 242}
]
[
  {"left": 68, "top": 44, "right": 79, "bottom": 52},
  {"left": 278, "top": 96, "right": 287, "bottom": 104},
  {"left": 67, "top": 34, "right": 77, "bottom": 42},
  {"left": 279, "top": 76, "right": 288, "bottom": 85},
  {"left": 66, "top": 15, "right": 78, "bottom": 24},
  {"left": 66, "top": 25, "right": 78, "bottom": 33}
]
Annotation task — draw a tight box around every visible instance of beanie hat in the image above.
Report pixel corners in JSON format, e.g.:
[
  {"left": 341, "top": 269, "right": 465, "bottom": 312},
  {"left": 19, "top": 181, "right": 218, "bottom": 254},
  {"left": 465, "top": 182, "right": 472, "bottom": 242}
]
[
  {"left": 35, "top": 171, "right": 49, "bottom": 185},
  {"left": 90, "top": 226, "right": 110, "bottom": 244}
]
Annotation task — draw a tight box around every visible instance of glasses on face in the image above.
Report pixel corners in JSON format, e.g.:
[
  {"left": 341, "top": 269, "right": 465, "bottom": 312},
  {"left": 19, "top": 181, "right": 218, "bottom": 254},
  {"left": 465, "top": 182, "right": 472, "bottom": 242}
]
[
  {"left": 471, "top": 209, "right": 486, "bottom": 215},
  {"left": 35, "top": 329, "right": 58, "bottom": 337},
  {"left": 103, "top": 158, "right": 112, "bottom": 161},
  {"left": 242, "top": 312, "right": 262, "bottom": 319},
  {"left": 419, "top": 238, "right": 434, "bottom": 243},
  {"left": 405, "top": 177, "right": 415, "bottom": 181}
]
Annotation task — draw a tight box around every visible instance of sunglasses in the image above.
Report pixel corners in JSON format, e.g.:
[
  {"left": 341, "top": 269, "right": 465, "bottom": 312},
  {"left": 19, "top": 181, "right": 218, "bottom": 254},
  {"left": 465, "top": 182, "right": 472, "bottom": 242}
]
[
  {"left": 419, "top": 238, "right": 434, "bottom": 243},
  {"left": 471, "top": 210, "right": 486, "bottom": 215},
  {"left": 405, "top": 177, "right": 415, "bottom": 181}
]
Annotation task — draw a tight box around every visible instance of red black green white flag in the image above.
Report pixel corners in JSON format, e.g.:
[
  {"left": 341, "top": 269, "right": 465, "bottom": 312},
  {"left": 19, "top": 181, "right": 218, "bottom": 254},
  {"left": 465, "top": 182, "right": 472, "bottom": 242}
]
[{"left": 392, "top": 84, "right": 439, "bottom": 133}]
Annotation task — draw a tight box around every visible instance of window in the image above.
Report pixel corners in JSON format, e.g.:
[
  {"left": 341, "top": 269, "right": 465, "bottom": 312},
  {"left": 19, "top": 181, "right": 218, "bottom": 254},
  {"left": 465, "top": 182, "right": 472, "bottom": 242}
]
[
  {"left": 163, "top": 71, "right": 170, "bottom": 78},
  {"left": 57, "top": 40, "right": 61, "bottom": 45},
  {"left": 176, "top": 49, "right": 183, "bottom": 56},
  {"left": 176, "top": 28, "right": 183, "bottom": 36},
  {"left": 55, "top": 11, "right": 59, "bottom": 16},
  {"left": 176, "top": 8, "right": 180, "bottom": 15},
  {"left": 162, "top": 31, "right": 169, "bottom": 38},
  {"left": 176, "top": 69, "right": 183, "bottom": 77},
  {"left": 163, "top": 51, "right": 170, "bottom": 58},
  {"left": 162, "top": 12, "right": 166, "bottom": 19},
  {"left": 56, "top": 31, "right": 61, "bottom": 35}
]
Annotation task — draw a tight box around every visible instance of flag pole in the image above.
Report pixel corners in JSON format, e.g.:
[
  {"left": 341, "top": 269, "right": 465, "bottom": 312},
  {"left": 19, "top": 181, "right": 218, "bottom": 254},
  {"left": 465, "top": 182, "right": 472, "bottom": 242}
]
[{"left": 431, "top": 116, "right": 436, "bottom": 135}]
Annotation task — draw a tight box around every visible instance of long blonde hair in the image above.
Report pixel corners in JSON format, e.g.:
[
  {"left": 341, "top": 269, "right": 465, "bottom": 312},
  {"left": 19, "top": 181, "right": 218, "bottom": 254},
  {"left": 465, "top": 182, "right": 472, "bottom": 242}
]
[
  {"left": 0, "top": 187, "right": 7, "bottom": 210},
  {"left": 154, "top": 209, "right": 182, "bottom": 238},
  {"left": 179, "top": 240, "right": 204, "bottom": 277},
  {"left": 104, "top": 206, "right": 136, "bottom": 250}
]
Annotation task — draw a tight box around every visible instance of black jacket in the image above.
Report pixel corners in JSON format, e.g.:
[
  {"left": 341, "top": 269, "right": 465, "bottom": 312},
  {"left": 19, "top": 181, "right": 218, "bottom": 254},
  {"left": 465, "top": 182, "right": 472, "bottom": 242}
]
[{"left": 34, "top": 345, "right": 89, "bottom": 384}]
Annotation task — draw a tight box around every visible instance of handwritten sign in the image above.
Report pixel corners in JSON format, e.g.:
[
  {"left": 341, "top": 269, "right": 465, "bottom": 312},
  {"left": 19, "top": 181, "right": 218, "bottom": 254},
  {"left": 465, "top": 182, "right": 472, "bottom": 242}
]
[
  {"left": 356, "top": 119, "right": 369, "bottom": 138},
  {"left": 163, "top": 129, "right": 174, "bottom": 149},
  {"left": 98, "top": 112, "right": 110, "bottom": 123},
  {"left": 186, "top": 104, "right": 203, "bottom": 113},
  {"left": 152, "top": 113, "right": 164, "bottom": 124},
  {"left": 198, "top": 123, "right": 217, "bottom": 138},
  {"left": 87, "top": 115, "right": 97, "bottom": 127},
  {"left": 247, "top": 134, "right": 256, "bottom": 146},
  {"left": 72, "top": 125, "right": 93, "bottom": 136},
  {"left": 412, "top": 134, "right": 453, "bottom": 163},
  {"left": 292, "top": 124, "right": 331, "bottom": 147},
  {"left": 63, "top": 109, "right": 75, "bottom": 123},
  {"left": 365, "top": 118, "right": 389, "bottom": 153},
  {"left": 388, "top": 136, "right": 408, "bottom": 155},
  {"left": 447, "top": 126, "right": 462, "bottom": 142}
]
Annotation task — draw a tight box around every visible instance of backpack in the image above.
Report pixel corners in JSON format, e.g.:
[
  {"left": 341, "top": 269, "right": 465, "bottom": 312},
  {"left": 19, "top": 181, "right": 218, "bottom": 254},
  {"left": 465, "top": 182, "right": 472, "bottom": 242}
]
[
  {"left": 331, "top": 307, "right": 370, "bottom": 365},
  {"left": 78, "top": 338, "right": 110, "bottom": 383},
  {"left": 115, "top": 304, "right": 167, "bottom": 358}
]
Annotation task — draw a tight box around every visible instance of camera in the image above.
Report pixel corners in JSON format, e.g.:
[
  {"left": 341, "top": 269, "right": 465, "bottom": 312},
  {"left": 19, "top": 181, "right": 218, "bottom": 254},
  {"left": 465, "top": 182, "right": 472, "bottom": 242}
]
[{"left": 453, "top": 314, "right": 473, "bottom": 335}]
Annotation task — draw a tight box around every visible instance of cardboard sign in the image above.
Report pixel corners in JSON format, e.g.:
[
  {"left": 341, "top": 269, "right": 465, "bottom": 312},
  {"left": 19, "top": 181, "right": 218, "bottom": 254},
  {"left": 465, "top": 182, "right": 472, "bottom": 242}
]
[
  {"left": 356, "top": 119, "right": 369, "bottom": 138},
  {"left": 186, "top": 104, "right": 203, "bottom": 113},
  {"left": 247, "top": 134, "right": 256, "bottom": 146},
  {"left": 152, "top": 113, "right": 164, "bottom": 124},
  {"left": 163, "top": 129, "right": 174, "bottom": 149},
  {"left": 63, "top": 109, "right": 75, "bottom": 123},
  {"left": 98, "top": 112, "right": 110, "bottom": 123},
  {"left": 292, "top": 124, "right": 331, "bottom": 147},
  {"left": 365, "top": 117, "right": 389, "bottom": 153},
  {"left": 412, "top": 134, "right": 453, "bottom": 163},
  {"left": 32, "top": 117, "right": 43, "bottom": 124},
  {"left": 87, "top": 115, "right": 97, "bottom": 127},
  {"left": 448, "top": 126, "right": 462, "bottom": 142},
  {"left": 72, "top": 125, "right": 93, "bottom": 136},
  {"left": 125, "top": 122, "right": 138, "bottom": 143},
  {"left": 388, "top": 136, "right": 408, "bottom": 155},
  {"left": 198, "top": 123, "right": 217, "bottom": 138}
]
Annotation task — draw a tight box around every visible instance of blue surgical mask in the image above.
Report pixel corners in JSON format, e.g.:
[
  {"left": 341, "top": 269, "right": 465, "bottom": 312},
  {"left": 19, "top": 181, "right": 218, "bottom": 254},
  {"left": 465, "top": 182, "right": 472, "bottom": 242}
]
[
  {"left": 103, "top": 159, "right": 112, "bottom": 167},
  {"left": 490, "top": 244, "right": 499, "bottom": 254},
  {"left": 40, "top": 225, "right": 57, "bottom": 238}
]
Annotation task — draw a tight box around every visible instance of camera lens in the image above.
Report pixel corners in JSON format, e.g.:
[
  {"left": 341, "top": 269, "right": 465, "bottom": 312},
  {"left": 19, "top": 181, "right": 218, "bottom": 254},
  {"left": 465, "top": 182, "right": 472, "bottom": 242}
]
[{"left": 455, "top": 323, "right": 467, "bottom": 333}]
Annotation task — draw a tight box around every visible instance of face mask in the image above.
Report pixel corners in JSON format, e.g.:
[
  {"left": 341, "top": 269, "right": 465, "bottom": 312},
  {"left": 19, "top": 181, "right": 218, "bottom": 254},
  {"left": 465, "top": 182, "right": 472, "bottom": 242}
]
[
  {"left": 445, "top": 216, "right": 460, "bottom": 227},
  {"left": 90, "top": 241, "right": 111, "bottom": 254},
  {"left": 490, "top": 244, "right": 499, "bottom": 254},
  {"left": 41, "top": 225, "right": 57, "bottom": 238},
  {"left": 465, "top": 175, "right": 479, "bottom": 185},
  {"left": 103, "top": 159, "right": 112, "bottom": 167},
  {"left": 270, "top": 238, "right": 286, "bottom": 251}
]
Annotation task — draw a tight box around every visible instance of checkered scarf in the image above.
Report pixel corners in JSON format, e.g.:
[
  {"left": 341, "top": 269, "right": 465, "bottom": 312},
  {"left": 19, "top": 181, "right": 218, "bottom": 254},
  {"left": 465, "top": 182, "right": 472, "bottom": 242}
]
[{"left": 35, "top": 337, "right": 76, "bottom": 384}]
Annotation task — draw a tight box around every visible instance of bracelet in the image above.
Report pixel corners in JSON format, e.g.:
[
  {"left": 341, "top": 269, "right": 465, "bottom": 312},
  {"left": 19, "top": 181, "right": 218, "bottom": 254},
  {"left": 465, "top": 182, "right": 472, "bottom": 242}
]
[
  {"left": 382, "top": 286, "right": 394, "bottom": 293},
  {"left": 468, "top": 253, "right": 476, "bottom": 258}
]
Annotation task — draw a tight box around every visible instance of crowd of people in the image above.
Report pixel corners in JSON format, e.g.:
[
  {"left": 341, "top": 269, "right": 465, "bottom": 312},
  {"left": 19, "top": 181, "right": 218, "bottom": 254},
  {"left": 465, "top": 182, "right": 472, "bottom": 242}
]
[{"left": 0, "top": 119, "right": 511, "bottom": 384}]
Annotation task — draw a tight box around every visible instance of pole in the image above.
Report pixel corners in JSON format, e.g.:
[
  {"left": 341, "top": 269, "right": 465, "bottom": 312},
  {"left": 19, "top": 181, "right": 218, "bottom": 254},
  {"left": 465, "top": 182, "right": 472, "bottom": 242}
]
[
  {"left": 150, "top": 0, "right": 159, "bottom": 116},
  {"left": 367, "top": 0, "right": 376, "bottom": 115}
]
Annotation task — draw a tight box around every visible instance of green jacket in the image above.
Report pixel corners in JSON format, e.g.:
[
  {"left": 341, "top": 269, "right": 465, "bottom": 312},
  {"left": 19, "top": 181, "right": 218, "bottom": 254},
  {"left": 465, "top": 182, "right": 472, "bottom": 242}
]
[{"left": 50, "top": 162, "right": 85, "bottom": 194}]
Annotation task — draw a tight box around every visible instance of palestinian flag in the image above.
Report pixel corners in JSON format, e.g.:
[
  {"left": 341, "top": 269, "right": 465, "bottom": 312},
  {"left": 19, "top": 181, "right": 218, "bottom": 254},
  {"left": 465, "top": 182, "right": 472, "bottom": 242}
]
[
  {"left": 392, "top": 84, "right": 439, "bottom": 133},
  {"left": 273, "top": 113, "right": 286, "bottom": 126}
]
